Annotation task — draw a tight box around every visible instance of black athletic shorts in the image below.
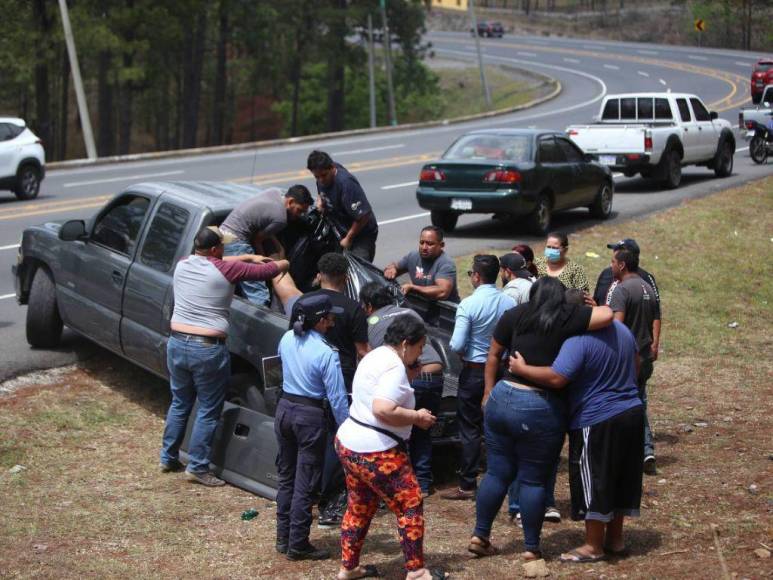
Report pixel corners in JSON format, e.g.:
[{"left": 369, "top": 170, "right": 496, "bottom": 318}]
[{"left": 569, "top": 405, "right": 644, "bottom": 522}]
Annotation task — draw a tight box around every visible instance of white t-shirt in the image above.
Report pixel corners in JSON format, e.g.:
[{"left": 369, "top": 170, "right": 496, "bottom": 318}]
[{"left": 336, "top": 346, "right": 415, "bottom": 453}]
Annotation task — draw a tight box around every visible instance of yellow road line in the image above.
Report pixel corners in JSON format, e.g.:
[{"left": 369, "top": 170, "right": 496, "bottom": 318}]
[
  {"left": 0, "top": 194, "right": 112, "bottom": 216},
  {"left": 460, "top": 38, "right": 749, "bottom": 111},
  {"left": 0, "top": 200, "right": 108, "bottom": 221}
]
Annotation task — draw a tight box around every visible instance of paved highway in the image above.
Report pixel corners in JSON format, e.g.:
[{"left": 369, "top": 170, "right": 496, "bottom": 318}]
[{"left": 1, "top": 32, "right": 770, "bottom": 380}]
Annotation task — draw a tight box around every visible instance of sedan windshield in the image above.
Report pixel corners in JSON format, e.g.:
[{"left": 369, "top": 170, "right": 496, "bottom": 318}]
[{"left": 443, "top": 134, "right": 532, "bottom": 162}]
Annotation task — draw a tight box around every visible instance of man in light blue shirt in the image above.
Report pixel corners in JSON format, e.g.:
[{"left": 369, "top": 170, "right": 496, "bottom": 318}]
[{"left": 442, "top": 255, "right": 516, "bottom": 500}]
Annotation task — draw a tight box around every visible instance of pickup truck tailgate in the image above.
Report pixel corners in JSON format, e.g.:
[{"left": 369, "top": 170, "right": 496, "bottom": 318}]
[{"left": 568, "top": 125, "right": 646, "bottom": 154}]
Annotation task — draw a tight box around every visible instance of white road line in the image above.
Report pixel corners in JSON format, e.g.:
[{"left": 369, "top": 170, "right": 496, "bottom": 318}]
[
  {"left": 638, "top": 71, "right": 650, "bottom": 78},
  {"left": 564, "top": 58, "right": 580, "bottom": 64},
  {"left": 517, "top": 51, "right": 537, "bottom": 57},
  {"left": 0, "top": 293, "right": 15, "bottom": 301},
  {"left": 638, "top": 50, "right": 658, "bottom": 55},
  {"left": 64, "top": 170, "right": 184, "bottom": 188},
  {"left": 735, "top": 61, "right": 752, "bottom": 67},
  {"left": 378, "top": 212, "right": 430, "bottom": 226},
  {"left": 688, "top": 55, "right": 708, "bottom": 61},
  {"left": 331, "top": 144, "right": 404, "bottom": 156},
  {"left": 0, "top": 244, "right": 20, "bottom": 251},
  {"left": 659, "top": 79, "right": 668, "bottom": 86},
  {"left": 603, "top": 64, "right": 620, "bottom": 70},
  {"left": 381, "top": 181, "right": 418, "bottom": 190},
  {"left": 736, "top": 146, "right": 749, "bottom": 152}
]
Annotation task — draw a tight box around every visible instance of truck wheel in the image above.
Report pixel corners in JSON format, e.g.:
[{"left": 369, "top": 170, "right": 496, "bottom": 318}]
[
  {"left": 589, "top": 181, "right": 613, "bottom": 219},
  {"left": 660, "top": 149, "right": 682, "bottom": 189},
  {"left": 430, "top": 210, "right": 458, "bottom": 233},
  {"left": 14, "top": 165, "right": 42, "bottom": 200},
  {"left": 226, "top": 373, "right": 267, "bottom": 414},
  {"left": 526, "top": 194, "right": 552, "bottom": 235},
  {"left": 713, "top": 141, "right": 734, "bottom": 177},
  {"left": 26, "top": 267, "right": 63, "bottom": 348},
  {"left": 749, "top": 136, "right": 768, "bottom": 164}
]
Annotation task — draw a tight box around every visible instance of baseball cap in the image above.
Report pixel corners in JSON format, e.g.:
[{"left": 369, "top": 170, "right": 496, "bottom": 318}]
[
  {"left": 499, "top": 252, "right": 527, "bottom": 272},
  {"left": 292, "top": 294, "right": 345, "bottom": 322},
  {"left": 194, "top": 226, "right": 236, "bottom": 250},
  {"left": 606, "top": 238, "right": 640, "bottom": 255}
]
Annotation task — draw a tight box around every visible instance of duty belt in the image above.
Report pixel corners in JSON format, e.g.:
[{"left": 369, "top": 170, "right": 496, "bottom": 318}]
[{"left": 282, "top": 392, "right": 325, "bottom": 409}]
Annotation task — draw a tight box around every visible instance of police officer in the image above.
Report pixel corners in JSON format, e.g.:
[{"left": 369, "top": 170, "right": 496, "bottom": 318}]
[{"left": 275, "top": 294, "right": 349, "bottom": 561}]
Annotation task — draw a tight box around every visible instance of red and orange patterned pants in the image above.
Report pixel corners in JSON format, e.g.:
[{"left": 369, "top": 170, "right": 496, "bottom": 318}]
[{"left": 335, "top": 438, "right": 425, "bottom": 572}]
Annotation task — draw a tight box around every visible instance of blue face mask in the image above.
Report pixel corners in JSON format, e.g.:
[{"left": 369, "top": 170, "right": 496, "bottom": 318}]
[{"left": 544, "top": 248, "right": 562, "bottom": 262}]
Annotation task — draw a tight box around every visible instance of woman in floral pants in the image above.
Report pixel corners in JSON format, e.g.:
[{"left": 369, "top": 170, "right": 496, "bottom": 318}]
[{"left": 335, "top": 316, "right": 445, "bottom": 580}]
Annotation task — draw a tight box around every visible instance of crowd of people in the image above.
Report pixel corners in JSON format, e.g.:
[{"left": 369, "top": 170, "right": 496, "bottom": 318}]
[{"left": 157, "top": 148, "right": 662, "bottom": 578}]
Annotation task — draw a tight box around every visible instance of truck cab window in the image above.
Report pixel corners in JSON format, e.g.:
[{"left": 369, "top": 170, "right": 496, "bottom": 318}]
[
  {"left": 91, "top": 195, "right": 150, "bottom": 256},
  {"left": 654, "top": 98, "right": 672, "bottom": 120},
  {"left": 689, "top": 98, "right": 711, "bottom": 121},
  {"left": 676, "top": 98, "right": 692, "bottom": 122},
  {"left": 601, "top": 99, "right": 619, "bottom": 120},
  {"left": 637, "top": 98, "right": 654, "bottom": 120},
  {"left": 620, "top": 98, "right": 636, "bottom": 120},
  {"left": 140, "top": 203, "right": 190, "bottom": 272}
]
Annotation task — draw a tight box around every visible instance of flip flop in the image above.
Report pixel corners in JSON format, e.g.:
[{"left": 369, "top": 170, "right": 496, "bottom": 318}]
[
  {"left": 337, "top": 564, "right": 380, "bottom": 579},
  {"left": 560, "top": 549, "right": 606, "bottom": 563}
]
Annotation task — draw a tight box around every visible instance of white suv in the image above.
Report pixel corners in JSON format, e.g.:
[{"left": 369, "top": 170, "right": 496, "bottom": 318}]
[{"left": 0, "top": 118, "right": 46, "bottom": 200}]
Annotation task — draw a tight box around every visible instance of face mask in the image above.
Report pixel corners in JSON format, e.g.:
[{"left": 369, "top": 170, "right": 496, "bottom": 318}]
[{"left": 544, "top": 248, "right": 562, "bottom": 262}]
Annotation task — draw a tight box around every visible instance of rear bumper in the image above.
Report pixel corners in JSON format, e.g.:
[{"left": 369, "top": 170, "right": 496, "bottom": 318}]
[
  {"left": 589, "top": 153, "right": 655, "bottom": 173},
  {"left": 416, "top": 186, "right": 534, "bottom": 215}
]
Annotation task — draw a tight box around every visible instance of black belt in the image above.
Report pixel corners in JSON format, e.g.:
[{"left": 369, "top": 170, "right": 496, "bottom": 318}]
[
  {"left": 171, "top": 331, "right": 226, "bottom": 345},
  {"left": 282, "top": 392, "right": 325, "bottom": 409},
  {"left": 462, "top": 360, "right": 486, "bottom": 369},
  {"left": 416, "top": 371, "right": 444, "bottom": 381}
]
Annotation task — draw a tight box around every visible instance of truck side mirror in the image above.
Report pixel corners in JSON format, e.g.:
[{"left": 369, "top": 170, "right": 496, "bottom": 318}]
[
  {"left": 710, "top": 111, "right": 719, "bottom": 120},
  {"left": 59, "top": 219, "right": 87, "bottom": 241}
]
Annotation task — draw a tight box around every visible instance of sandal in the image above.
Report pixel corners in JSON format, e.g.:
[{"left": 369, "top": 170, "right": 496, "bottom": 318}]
[
  {"left": 522, "top": 550, "right": 542, "bottom": 562},
  {"left": 337, "top": 564, "right": 380, "bottom": 579},
  {"left": 559, "top": 548, "right": 606, "bottom": 563},
  {"left": 467, "top": 536, "right": 498, "bottom": 558}
]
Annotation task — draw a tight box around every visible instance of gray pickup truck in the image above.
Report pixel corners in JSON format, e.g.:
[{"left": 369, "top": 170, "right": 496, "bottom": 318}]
[
  {"left": 12, "top": 181, "right": 461, "bottom": 498},
  {"left": 739, "top": 84, "right": 773, "bottom": 138}
]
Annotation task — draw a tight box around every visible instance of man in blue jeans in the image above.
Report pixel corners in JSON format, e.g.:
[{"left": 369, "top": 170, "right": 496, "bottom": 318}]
[{"left": 160, "top": 226, "right": 288, "bottom": 486}]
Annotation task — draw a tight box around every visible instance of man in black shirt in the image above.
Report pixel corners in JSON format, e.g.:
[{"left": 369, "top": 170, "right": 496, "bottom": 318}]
[
  {"left": 593, "top": 238, "right": 660, "bottom": 308},
  {"left": 307, "top": 150, "right": 379, "bottom": 262}
]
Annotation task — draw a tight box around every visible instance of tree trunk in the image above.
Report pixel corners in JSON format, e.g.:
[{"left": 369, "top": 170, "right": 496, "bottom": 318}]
[
  {"left": 182, "top": 10, "right": 208, "bottom": 149},
  {"left": 118, "top": 52, "right": 134, "bottom": 155},
  {"left": 97, "top": 50, "right": 115, "bottom": 156},
  {"left": 32, "top": 0, "right": 52, "bottom": 151},
  {"left": 326, "top": 0, "right": 347, "bottom": 132},
  {"left": 212, "top": 0, "right": 229, "bottom": 145}
]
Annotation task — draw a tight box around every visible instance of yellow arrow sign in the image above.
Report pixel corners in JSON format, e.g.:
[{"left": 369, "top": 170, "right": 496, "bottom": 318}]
[{"left": 694, "top": 19, "right": 706, "bottom": 32}]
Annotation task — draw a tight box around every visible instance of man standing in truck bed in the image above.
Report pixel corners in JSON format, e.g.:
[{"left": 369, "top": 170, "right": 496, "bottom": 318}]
[{"left": 159, "top": 226, "right": 289, "bottom": 487}]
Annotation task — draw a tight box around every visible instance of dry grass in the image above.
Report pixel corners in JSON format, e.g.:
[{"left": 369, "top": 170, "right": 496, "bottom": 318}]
[{"left": 1, "top": 178, "right": 771, "bottom": 579}]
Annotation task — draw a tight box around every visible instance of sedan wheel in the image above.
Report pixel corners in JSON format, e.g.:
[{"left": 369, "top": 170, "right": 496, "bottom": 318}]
[
  {"left": 526, "top": 194, "right": 552, "bottom": 235},
  {"left": 14, "top": 165, "right": 41, "bottom": 200},
  {"left": 589, "top": 182, "right": 613, "bottom": 219}
]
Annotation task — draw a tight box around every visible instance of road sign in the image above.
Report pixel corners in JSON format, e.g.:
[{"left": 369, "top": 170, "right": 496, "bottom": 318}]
[{"left": 694, "top": 19, "right": 706, "bottom": 32}]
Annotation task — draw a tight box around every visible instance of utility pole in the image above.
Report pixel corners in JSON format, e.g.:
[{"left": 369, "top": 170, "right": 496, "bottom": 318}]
[
  {"left": 380, "top": 0, "right": 398, "bottom": 126},
  {"left": 58, "top": 0, "right": 97, "bottom": 160},
  {"left": 367, "top": 13, "right": 377, "bottom": 128},
  {"left": 468, "top": 0, "right": 492, "bottom": 109}
]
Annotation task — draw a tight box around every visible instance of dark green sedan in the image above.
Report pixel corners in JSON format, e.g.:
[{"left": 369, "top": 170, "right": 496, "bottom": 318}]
[{"left": 415, "top": 129, "right": 614, "bottom": 233}]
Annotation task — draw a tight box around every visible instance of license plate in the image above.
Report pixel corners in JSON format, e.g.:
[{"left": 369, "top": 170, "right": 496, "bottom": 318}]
[
  {"left": 599, "top": 155, "right": 617, "bottom": 166},
  {"left": 450, "top": 198, "right": 472, "bottom": 211}
]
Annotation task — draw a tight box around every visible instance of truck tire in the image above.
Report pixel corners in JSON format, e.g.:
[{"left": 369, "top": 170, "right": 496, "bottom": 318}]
[
  {"left": 430, "top": 210, "right": 458, "bottom": 233},
  {"left": 226, "top": 373, "right": 267, "bottom": 414},
  {"left": 526, "top": 193, "right": 552, "bottom": 235},
  {"left": 660, "top": 149, "right": 682, "bottom": 189},
  {"left": 588, "top": 181, "right": 614, "bottom": 219},
  {"left": 713, "top": 140, "right": 734, "bottom": 177},
  {"left": 13, "top": 164, "right": 42, "bottom": 200},
  {"left": 26, "top": 267, "right": 63, "bottom": 348}
]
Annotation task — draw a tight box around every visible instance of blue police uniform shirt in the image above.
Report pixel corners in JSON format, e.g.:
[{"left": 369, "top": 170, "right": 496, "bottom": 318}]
[
  {"left": 317, "top": 163, "right": 378, "bottom": 238},
  {"left": 551, "top": 320, "right": 642, "bottom": 431},
  {"left": 278, "top": 329, "right": 349, "bottom": 426},
  {"left": 449, "top": 284, "right": 516, "bottom": 362}
]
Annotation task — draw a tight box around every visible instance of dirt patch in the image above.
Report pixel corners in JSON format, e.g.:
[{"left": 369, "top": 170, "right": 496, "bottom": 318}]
[{"left": 1, "top": 179, "right": 772, "bottom": 578}]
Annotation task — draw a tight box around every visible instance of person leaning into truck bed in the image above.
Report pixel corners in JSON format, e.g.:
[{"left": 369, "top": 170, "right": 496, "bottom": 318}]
[{"left": 159, "top": 226, "right": 289, "bottom": 487}]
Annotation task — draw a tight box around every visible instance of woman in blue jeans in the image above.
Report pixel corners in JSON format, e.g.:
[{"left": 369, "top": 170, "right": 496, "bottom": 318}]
[{"left": 469, "top": 278, "right": 613, "bottom": 560}]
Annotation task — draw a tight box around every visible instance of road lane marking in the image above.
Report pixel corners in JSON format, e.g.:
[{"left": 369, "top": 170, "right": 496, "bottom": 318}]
[
  {"left": 688, "top": 55, "right": 708, "bottom": 61},
  {"left": 735, "top": 61, "right": 751, "bottom": 67},
  {"left": 603, "top": 64, "right": 620, "bottom": 70},
  {"left": 1, "top": 244, "right": 20, "bottom": 251},
  {"left": 63, "top": 170, "right": 184, "bottom": 188},
  {"left": 638, "top": 71, "right": 650, "bottom": 77},
  {"left": 0, "top": 294, "right": 15, "bottom": 300},
  {"left": 638, "top": 50, "right": 658, "bottom": 55},
  {"left": 378, "top": 212, "right": 430, "bottom": 226},
  {"left": 564, "top": 58, "right": 580, "bottom": 64},
  {"left": 659, "top": 79, "right": 668, "bottom": 85},
  {"left": 517, "top": 52, "right": 537, "bottom": 57},
  {"left": 0, "top": 194, "right": 112, "bottom": 216},
  {"left": 330, "top": 144, "right": 405, "bottom": 155},
  {"left": 0, "top": 200, "right": 108, "bottom": 221},
  {"left": 381, "top": 181, "right": 418, "bottom": 190}
]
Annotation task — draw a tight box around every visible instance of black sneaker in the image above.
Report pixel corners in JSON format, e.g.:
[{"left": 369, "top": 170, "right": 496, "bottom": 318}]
[
  {"left": 276, "top": 540, "right": 288, "bottom": 554},
  {"left": 317, "top": 504, "right": 343, "bottom": 529},
  {"left": 544, "top": 506, "right": 561, "bottom": 523},
  {"left": 286, "top": 544, "right": 330, "bottom": 561},
  {"left": 643, "top": 455, "right": 657, "bottom": 475}
]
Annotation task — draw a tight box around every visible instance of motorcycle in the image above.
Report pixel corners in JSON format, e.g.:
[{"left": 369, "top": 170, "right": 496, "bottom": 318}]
[{"left": 748, "top": 119, "right": 773, "bottom": 164}]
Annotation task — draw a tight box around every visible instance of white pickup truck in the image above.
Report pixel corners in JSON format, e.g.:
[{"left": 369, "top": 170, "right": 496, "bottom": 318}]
[
  {"left": 567, "top": 93, "right": 735, "bottom": 189},
  {"left": 738, "top": 84, "right": 773, "bottom": 137}
]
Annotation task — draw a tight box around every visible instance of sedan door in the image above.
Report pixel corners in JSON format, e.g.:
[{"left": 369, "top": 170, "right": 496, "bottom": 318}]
[
  {"left": 536, "top": 136, "right": 573, "bottom": 210},
  {"left": 555, "top": 137, "right": 598, "bottom": 205},
  {"left": 56, "top": 194, "right": 152, "bottom": 355}
]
